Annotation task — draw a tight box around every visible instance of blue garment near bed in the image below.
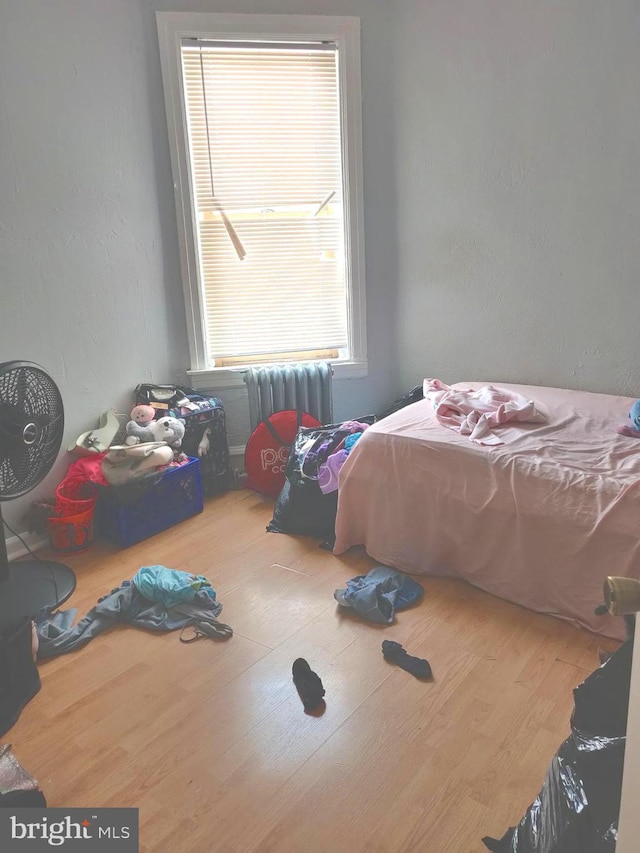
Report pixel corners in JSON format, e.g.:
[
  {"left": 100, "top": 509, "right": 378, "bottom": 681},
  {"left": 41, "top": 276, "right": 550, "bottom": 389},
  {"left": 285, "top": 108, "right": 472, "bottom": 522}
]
[{"left": 333, "top": 565, "right": 424, "bottom": 625}]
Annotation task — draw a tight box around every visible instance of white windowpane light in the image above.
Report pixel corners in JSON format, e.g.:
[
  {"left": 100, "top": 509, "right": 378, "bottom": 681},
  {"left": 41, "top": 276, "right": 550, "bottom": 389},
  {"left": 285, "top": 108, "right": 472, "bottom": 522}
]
[
  {"left": 157, "top": 14, "right": 366, "bottom": 383},
  {"left": 183, "top": 44, "right": 346, "bottom": 363}
]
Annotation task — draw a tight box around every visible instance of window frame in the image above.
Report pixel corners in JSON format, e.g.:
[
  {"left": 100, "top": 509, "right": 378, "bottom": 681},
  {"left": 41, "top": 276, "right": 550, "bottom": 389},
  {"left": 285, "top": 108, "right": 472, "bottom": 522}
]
[{"left": 156, "top": 12, "right": 367, "bottom": 389}]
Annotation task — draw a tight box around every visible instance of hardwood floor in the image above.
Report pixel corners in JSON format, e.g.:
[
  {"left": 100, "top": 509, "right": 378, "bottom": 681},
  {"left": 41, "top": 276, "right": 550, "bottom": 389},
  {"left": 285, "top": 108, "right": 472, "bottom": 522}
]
[{"left": 12, "top": 489, "right": 619, "bottom": 852}]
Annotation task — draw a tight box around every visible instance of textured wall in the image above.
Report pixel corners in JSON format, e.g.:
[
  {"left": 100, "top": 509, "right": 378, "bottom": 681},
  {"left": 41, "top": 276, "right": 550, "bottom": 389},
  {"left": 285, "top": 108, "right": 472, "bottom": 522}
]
[
  {"left": 0, "top": 0, "right": 396, "bottom": 534},
  {"left": 389, "top": 0, "right": 640, "bottom": 397},
  {"left": 0, "top": 0, "right": 191, "bottom": 530}
]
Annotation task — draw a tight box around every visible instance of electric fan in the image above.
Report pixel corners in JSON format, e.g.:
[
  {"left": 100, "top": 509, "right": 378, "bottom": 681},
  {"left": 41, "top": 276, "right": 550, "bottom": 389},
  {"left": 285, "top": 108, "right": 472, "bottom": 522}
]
[{"left": 0, "top": 361, "right": 76, "bottom": 632}]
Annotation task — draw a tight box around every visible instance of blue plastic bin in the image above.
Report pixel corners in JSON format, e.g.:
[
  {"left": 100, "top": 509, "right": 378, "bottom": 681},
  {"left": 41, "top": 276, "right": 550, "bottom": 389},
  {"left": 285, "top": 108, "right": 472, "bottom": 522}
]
[{"left": 97, "top": 457, "right": 204, "bottom": 548}]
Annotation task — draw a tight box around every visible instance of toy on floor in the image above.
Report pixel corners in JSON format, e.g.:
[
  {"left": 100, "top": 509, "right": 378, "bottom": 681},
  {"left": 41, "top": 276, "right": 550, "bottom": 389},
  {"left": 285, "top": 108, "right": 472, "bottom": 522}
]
[
  {"left": 616, "top": 400, "right": 640, "bottom": 438},
  {"left": 124, "top": 405, "right": 157, "bottom": 445}
]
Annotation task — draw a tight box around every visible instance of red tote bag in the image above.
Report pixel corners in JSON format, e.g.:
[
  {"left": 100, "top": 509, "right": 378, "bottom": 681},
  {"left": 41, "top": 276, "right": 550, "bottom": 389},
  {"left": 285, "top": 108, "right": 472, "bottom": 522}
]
[{"left": 245, "top": 410, "right": 321, "bottom": 497}]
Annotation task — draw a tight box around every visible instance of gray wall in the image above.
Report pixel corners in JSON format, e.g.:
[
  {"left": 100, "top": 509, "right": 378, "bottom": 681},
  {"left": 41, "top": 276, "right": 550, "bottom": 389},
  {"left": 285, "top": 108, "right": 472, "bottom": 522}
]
[
  {"left": 390, "top": 0, "right": 640, "bottom": 395},
  {"left": 0, "top": 0, "right": 396, "bottom": 533}
]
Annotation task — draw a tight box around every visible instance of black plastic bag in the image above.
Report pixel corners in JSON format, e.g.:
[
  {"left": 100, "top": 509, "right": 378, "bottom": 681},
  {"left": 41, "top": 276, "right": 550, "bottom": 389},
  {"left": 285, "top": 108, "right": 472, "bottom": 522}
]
[
  {"left": 483, "top": 639, "right": 631, "bottom": 853},
  {"left": 268, "top": 477, "right": 338, "bottom": 540},
  {"left": 376, "top": 384, "right": 423, "bottom": 421},
  {"left": 267, "top": 420, "right": 371, "bottom": 541}
]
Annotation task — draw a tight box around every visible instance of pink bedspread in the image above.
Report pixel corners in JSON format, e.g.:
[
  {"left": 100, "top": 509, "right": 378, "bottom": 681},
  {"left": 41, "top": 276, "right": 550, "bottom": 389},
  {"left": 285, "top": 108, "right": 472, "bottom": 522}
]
[{"left": 333, "top": 382, "right": 640, "bottom": 639}]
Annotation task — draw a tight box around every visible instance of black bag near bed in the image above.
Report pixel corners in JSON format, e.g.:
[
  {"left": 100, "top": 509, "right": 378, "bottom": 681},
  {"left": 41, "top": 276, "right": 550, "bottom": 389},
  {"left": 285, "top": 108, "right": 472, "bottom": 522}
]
[
  {"left": 268, "top": 419, "right": 373, "bottom": 543},
  {"left": 268, "top": 477, "right": 339, "bottom": 542},
  {"left": 482, "top": 637, "right": 632, "bottom": 853},
  {"left": 376, "top": 384, "right": 423, "bottom": 421}
]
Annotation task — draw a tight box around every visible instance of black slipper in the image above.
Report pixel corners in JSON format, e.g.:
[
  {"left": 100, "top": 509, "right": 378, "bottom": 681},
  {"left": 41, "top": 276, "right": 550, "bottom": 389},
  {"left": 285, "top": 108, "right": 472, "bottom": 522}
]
[{"left": 292, "top": 658, "right": 325, "bottom": 711}]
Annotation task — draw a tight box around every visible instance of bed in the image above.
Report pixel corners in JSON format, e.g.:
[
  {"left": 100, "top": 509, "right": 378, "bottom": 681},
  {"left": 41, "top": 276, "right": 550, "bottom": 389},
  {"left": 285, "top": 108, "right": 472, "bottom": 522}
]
[{"left": 333, "top": 382, "right": 640, "bottom": 640}]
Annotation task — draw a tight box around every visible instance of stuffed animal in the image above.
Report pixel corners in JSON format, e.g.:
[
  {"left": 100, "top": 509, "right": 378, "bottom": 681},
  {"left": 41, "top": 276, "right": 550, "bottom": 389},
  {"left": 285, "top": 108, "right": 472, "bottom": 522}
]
[
  {"left": 617, "top": 400, "right": 640, "bottom": 438},
  {"left": 147, "top": 416, "right": 186, "bottom": 449},
  {"left": 124, "top": 405, "right": 157, "bottom": 446}
]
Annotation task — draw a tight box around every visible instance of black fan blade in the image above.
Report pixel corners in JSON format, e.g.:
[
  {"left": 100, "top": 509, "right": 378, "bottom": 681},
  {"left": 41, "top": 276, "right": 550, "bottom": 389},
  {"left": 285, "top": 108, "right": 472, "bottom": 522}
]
[{"left": 0, "top": 361, "right": 65, "bottom": 500}]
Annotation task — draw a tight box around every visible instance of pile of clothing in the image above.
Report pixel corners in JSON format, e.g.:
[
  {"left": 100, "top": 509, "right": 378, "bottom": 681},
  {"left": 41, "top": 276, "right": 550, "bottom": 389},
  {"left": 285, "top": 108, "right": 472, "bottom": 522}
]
[
  {"left": 35, "top": 565, "right": 232, "bottom": 658},
  {"left": 297, "top": 420, "right": 370, "bottom": 495},
  {"left": 268, "top": 418, "right": 374, "bottom": 544}
]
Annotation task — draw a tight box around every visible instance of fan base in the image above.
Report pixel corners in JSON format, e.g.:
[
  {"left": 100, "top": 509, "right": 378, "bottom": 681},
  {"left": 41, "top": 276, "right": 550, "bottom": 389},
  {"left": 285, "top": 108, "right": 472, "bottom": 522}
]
[{"left": 0, "top": 561, "right": 76, "bottom": 633}]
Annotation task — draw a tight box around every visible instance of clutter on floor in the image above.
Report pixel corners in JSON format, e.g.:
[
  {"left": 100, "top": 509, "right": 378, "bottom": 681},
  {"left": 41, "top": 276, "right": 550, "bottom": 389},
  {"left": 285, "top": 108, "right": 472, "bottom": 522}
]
[
  {"left": 27, "top": 384, "right": 231, "bottom": 553},
  {"left": 179, "top": 621, "right": 233, "bottom": 642},
  {"left": 292, "top": 658, "right": 325, "bottom": 713},
  {"left": 13, "top": 375, "right": 631, "bottom": 847},
  {"left": 96, "top": 457, "right": 203, "bottom": 547},
  {"left": 101, "top": 442, "right": 177, "bottom": 487},
  {"left": 334, "top": 565, "right": 424, "bottom": 625},
  {"left": 267, "top": 417, "right": 375, "bottom": 544},
  {"left": 0, "top": 618, "right": 41, "bottom": 738},
  {"left": 245, "top": 410, "right": 321, "bottom": 498},
  {"left": 261, "top": 381, "right": 445, "bottom": 548},
  {"left": 482, "top": 633, "right": 632, "bottom": 852},
  {"left": 381, "top": 640, "right": 432, "bottom": 680},
  {"left": 0, "top": 744, "right": 46, "bottom": 808},
  {"left": 163, "top": 393, "right": 232, "bottom": 496},
  {"left": 34, "top": 566, "right": 228, "bottom": 658}
]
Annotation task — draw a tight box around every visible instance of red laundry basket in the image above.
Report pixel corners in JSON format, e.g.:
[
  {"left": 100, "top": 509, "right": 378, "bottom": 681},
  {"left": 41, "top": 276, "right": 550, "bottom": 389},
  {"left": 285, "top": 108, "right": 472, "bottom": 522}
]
[
  {"left": 55, "top": 480, "right": 98, "bottom": 517},
  {"left": 48, "top": 507, "right": 95, "bottom": 553}
]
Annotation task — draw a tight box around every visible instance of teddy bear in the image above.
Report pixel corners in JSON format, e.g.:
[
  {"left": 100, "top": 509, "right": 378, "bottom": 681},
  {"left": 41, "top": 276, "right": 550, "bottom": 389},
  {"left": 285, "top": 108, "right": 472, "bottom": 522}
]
[
  {"left": 147, "top": 416, "right": 186, "bottom": 449},
  {"left": 124, "top": 404, "right": 157, "bottom": 445}
]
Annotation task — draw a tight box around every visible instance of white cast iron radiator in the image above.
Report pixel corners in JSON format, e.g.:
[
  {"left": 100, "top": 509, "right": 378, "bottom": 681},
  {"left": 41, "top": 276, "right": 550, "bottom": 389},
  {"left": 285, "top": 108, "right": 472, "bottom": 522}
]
[{"left": 244, "top": 363, "right": 334, "bottom": 431}]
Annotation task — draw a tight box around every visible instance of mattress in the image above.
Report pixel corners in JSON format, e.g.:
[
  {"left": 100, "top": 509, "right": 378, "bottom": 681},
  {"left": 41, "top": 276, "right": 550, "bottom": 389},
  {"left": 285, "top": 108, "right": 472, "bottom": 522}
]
[{"left": 333, "top": 382, "right": 640, "bottom": 639}]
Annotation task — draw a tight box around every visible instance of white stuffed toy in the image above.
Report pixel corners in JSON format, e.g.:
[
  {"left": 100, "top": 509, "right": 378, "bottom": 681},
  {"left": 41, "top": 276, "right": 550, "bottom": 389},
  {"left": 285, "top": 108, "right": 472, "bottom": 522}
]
[
  {"left": 124, "top": 405, "right": 157, "bottom": 446},
  {"left": 147, "top": 416, "right": 186, "bottom": 449}
]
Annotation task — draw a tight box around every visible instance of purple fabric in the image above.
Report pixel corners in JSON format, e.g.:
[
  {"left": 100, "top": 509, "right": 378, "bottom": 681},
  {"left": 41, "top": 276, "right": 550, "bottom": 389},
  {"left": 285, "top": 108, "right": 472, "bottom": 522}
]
[
  {"left": 318, "top": 449, "right": 350, "bottom": 494},
  {"left": 300, "top": 421, "right": 371, "bottom": 480}
]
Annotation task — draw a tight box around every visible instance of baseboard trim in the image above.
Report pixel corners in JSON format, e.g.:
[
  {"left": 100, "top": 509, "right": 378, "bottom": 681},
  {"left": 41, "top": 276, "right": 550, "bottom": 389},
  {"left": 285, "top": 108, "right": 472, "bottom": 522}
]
[
  {"left": 229, "top": 444, "right": 245, "bottom": 469},
  {"left": 5, "top": 531, "right": 49, "bottom": 562}
]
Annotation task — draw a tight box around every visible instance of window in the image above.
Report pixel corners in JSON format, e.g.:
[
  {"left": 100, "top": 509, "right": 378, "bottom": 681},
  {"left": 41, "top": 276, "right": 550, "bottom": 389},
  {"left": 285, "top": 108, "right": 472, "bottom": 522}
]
[{"left": 157, "top": 13, "right": 367, "bottom": 387}]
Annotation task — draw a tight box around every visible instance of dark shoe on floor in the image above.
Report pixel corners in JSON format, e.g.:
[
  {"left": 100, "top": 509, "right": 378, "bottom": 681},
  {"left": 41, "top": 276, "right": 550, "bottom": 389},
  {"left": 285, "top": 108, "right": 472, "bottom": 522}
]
[
  {"left": 292, "top": 658, "right": 325, "bottom": 712},
  {"left": 382, "top": 640, "right": 432, "bottom": 680}
]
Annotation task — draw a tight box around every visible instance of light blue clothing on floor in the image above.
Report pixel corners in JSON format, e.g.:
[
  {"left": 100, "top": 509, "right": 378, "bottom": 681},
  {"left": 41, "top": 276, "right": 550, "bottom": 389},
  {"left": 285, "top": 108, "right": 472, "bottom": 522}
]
[
  {"left": 133, "top": 565, "right": 217, "bottom": 608},
  {"left": 334, "top": 565, "right": 424, "bottom": 625},
  {"left": 35, "top": 579, "right": 223, "bottom": 658}
]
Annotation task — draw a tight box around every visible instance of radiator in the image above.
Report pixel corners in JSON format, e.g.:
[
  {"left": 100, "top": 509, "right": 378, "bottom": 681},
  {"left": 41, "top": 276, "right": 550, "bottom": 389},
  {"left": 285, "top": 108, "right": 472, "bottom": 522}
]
[{"left": 244, "top": 362, "right": 334, "bottom": 432}]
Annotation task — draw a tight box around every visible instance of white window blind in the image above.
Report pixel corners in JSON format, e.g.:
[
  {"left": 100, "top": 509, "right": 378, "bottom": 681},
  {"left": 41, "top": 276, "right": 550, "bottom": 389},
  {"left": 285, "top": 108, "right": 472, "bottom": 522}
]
[{"left": 181, "top": 41, "right": 348, "bottom": 366}]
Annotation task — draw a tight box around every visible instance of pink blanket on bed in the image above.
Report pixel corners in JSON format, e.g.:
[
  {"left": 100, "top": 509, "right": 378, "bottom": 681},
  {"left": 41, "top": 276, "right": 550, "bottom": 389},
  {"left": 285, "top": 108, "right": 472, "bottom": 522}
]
[
  {"left": 423, "top": 379, "right": 544, "bottom": 445},
  {"left": 334, "top": 381, "right": 640, "bottom": 639}
]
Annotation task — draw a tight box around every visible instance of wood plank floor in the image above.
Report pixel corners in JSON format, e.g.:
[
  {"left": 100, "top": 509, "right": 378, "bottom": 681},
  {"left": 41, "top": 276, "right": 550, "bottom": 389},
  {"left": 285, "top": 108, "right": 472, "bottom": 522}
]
[{"left": 12, "top": 489, "right": 619, "bottom": 852}]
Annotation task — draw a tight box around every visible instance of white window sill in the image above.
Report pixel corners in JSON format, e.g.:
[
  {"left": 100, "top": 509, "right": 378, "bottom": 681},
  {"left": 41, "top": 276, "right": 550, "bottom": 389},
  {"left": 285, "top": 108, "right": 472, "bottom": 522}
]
[{"left": 187, "top": 359, "right": 368, "bottom": 391}]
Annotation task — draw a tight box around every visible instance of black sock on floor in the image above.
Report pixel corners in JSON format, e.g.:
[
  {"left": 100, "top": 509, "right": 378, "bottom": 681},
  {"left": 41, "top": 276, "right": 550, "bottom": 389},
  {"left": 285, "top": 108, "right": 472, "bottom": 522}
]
[
  {"left": 292, "top": 658, "right": 325, "bottom": 711},
  {"left": 382, "top": 640, "right": 432, "bottom": 680}
]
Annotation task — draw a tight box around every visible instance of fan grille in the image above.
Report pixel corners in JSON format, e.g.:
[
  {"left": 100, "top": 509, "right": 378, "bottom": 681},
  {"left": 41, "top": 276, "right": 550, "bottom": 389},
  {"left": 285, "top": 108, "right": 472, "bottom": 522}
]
[{"left": 0, "top": 361, "right": 64, "bottom": 500}]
